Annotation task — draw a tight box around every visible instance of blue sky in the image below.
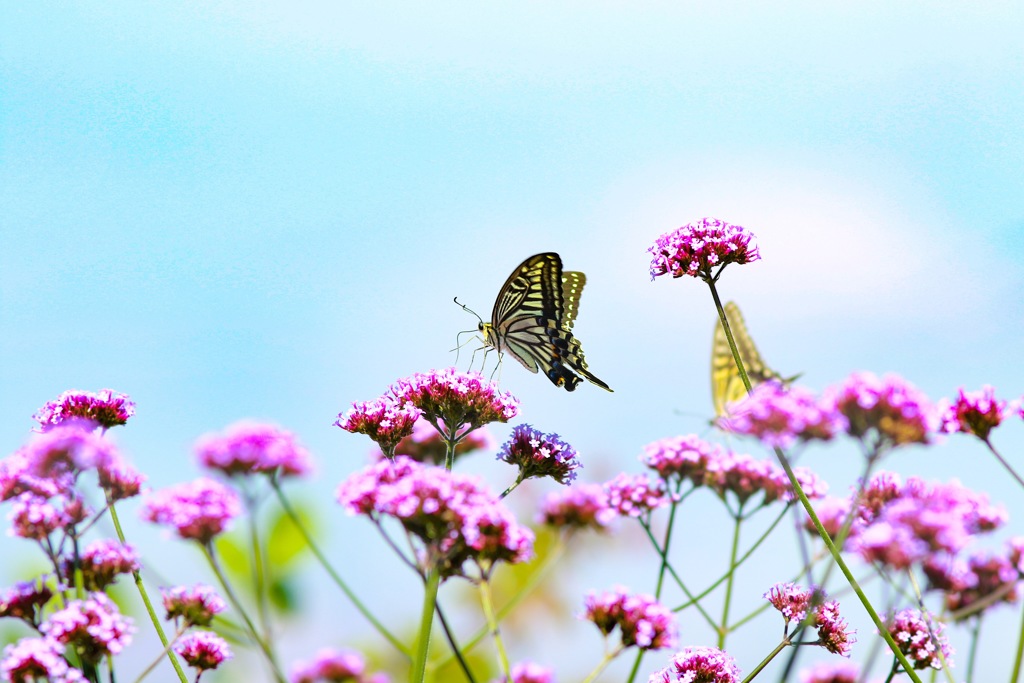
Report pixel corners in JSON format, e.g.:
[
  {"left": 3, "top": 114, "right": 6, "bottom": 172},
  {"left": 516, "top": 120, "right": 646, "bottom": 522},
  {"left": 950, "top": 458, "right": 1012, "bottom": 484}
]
[{"left": 2, "top": 2, "right": 1024, "bottom": 680}]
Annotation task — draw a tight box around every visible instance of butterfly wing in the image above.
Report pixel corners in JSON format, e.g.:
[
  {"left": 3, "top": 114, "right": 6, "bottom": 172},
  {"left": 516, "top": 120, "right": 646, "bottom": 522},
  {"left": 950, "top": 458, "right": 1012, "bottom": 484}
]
[
  {"left": 711, "top": 301, "right": 781, "bottom": 415},
  {"left": 483, "top": 253, "right": 612, "bottom": 392}
]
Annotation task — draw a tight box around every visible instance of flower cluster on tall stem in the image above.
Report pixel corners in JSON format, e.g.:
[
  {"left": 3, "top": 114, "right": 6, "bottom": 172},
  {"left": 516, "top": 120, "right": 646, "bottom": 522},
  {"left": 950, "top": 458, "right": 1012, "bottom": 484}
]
[
  {"left": 648, "top": 217, "right": 760, "bottom": 282},
  {"left": 497, "top": 424, "right": 581, "bottom": 486},
  {"left": 824, "top": 372, "right": 937, "bottom": 449},
  {"left": 582, "top": 586, "right": 677, "bottom": 652},
  {"left": 33, "top": 388, "right": 136, "bottom": 432},
  {"left": 195, "top": 420, "right": 313, "bottom": 478}
]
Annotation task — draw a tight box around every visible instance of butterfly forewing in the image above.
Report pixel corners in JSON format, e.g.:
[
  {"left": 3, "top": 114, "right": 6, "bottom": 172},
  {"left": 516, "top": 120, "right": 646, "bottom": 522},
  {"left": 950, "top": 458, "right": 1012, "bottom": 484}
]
[{"left": 711, "top": 301, "right": 781, "bottom": 415}]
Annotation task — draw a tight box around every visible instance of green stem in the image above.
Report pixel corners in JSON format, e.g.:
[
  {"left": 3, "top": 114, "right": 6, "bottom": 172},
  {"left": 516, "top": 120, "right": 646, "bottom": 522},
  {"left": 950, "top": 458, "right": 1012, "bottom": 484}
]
[
  {"left": 706, "top": 280, "right": 924, "bottom": 683},
  {"left": 717, "top": 507, "right": 744, "bottom": 649},
  {"left": 1011, "top": 597, "right": 1024, "bottom": 683},
  {"left": 967, "top": 616, "right": 982, "bottom": 683},
  {"left": 479, "top": 576, "right": 511, "bottom": 681},
  {"left": 202, "top": 544, "right": 287, "bottom": 683},
  {"left": 270, "top": 479, "right": 410, "bottom": 658},
  {"left": 107, "top": 500, "right": 188, "bottom": 683},
  {"left": 580, "top": 648, "right": 622, "bottom": 683},
  {"left": 433, "top": 604, "right": 477, "bottom": 683},
  {"left": 246, "top": 495, "right": 271, "bottom": 645},
  {"left": 411, "top": 568, "right": 441, "bottom": 683},
  {"left": 739, "top": 638, "right": 789, "bottom": 683},
  {"left": 638, "top": 520, "right": 717, "bottom": 630},
  {"left": 132, "top": 625, "right": 186, "bottom": 683}
]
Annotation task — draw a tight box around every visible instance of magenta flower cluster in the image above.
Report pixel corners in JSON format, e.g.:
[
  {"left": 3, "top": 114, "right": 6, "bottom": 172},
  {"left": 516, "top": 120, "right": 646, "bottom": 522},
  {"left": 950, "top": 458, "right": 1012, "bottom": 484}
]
[
  {"left": 336, "top": 395, "right": 423, "bottom": 458},
  {"left": 925, "top": 544, "right": 1021, "bottom": 616},
  {"left": 825, "top": 372, "right": 936, "bottom": 447},
  {"left": 884, "top": 609, "right": 953, "bottom": 670},
  {"left": 939, "top": 385, "right": 1007, "bottom": 441},
  {"left": 175, "top": 630, "right": 233, "bottom": 672},
  {"left": 798, "top": 661, "right": 860, "bottom": 683},
  {"left": 603, "top": 472, "right": 671, "bottom": 518},
  {"left": 764, "top": 583, "right": 855, "bottom": 656},
  {"left": 162, "top": 584, "right": 227, "bottom": 627},
  {"left": 492, "top": 661, "right": 555, "bottom": 683},
  {"left": 71, "top": 538, "right": 140, "bottom": 591},
  {"left": 336, "top": 456, "right": 533, "bottom": 577},
  {"left": 195, "top": 420, "right": 313, "bottom": 478},
  {"left": 498, "top": 424, "right": 582, "bottom": 485},
  {"left": 648, "top": 646, "right": 742, "bottom": 683},
  {"left": 1, "top": 637, "right": 85, "bottom": 683},
  {"left": 290, "top": 648, "right": 390, "bottom": 683},
  {"left": 538, "top": 483, "right": 615, "bottom": 532},
  {"left": 41, "top": 593, "right": 134, "bottom": 664},
  {"left": 582, "top": 586, "right": 677, "bottom": 652},
  {"left": 33, "top": 388, "right": 136, "bottom": 432},
  {"left": 141, "top": 477, "right": 242, "bottom": 544},
  {"left": 648, "top": 217, "right": 760, "bottom": 281},
  {"left": 0, "top": 581, "right": 53, "bottom": 625},
  {"left": 721, "top": 383, "right": 842, "bottom": 448}
]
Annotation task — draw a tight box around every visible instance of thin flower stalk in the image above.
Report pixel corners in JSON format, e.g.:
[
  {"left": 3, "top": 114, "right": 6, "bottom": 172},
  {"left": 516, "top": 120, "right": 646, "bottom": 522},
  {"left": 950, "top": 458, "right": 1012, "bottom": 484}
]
[
  {"left": 983, "top": 438, "right": 1024, "bottom": 491},
  {"left": 718, "top": 505, "right": 745, "bottom": 649},
  {"left": 1012, "top": 599, "right": 1024, "bottom": 683},
  {"left": 412, "top": 567, "right": 441, "bottom": 683},
  {"left": 637, "top": 520, "right": 717, "bottom": 631},
  {"left": 479, "top": 577, "right": 511, "bottom": 682}
]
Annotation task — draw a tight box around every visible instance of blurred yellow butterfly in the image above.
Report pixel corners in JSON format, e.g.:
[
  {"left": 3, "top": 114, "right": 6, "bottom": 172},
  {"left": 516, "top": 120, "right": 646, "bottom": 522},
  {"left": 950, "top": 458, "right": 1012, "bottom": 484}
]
[
  {"left": 459, "top": 252, "right": 612, "bottom": 392},
  {"left": 711, "top": 301, "right": 786, "bottom": 415}
]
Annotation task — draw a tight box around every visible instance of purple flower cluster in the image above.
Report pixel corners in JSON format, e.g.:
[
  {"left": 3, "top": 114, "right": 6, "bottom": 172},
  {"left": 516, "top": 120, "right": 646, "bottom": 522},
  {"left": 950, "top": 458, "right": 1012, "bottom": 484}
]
[
  {"left": 33, "top": 389, "right": 136, "bottom": 431},
  {"left": 0, "top": 637, "right": 85, "bottom": 683},
  {"left": 336, "top": 396, "right": 422, "bottom": 458},
  {"left": 603, "top": 473, "right": 670, "bottom": 518},
  {"left": 764, "top": 582, "right": 814, "bottom": 624},
  {"left": 538, "top": 483, "right": 615, "bottom": 532},
  {"left": 884, "top": 609, "right": 953, "bottom": 670},
  {"left": 825, "top": 372, "right": 936, "bottom": 447},
  {"left": 582, "top": 586, "right": 676, "bottom": 651},
  {"left": 162, "top": 584, "right": 227, "bottom": 627},
  {"left": 175, "top": 630, "right": 232, "bottom": 672},
  {"left": 41, "top": 593, "right": 134, "bottom": 664},
  {"left": 70, "top": 538, "right": 140, "bottom": 590},
  {"left": 648, "top": 217, "right": 760, "bottom": 281},
  {"left": 289, "top": 648, "right": 389, "bottom": 683},
  {"left": 0, "top": 580, "right": 53, "bottom": 624},
  {"left": 648, "top": 646, "right": 741, "bottom": 683},
  {"left": 939, "top": 385, "right": 1007, "bottom": 441},
  {"left": 926, "top": 546, "right": 1020, "bottom": 616},
  {"left": 336, "top": 457, "right": 533, "bottom": 577},
  {"left": 641, "top": 434, "right": 720, "bottom": 485},
  {"left": 377, "top": 418, "right": 495, "bottom": 465},
  {"left": 721, "top": 383, "right": 841, "bottom": 448},
  {"left": 492, "top": 662, "right": 555, "bottom": 683},
  {"left": 196, "top": 420, "right": 313, "bottom": 478},
  {"left": 763, "top": 583, "right": 855, "bottom": 655},
  {"left": 498, "top": 424, "right": 581, "bottom": 485},
  {"left": 141, "top": 477, "right": 242, "bottom": 544},
  {"left": 799, "top": 661, "right": 860, "bottom": 683}
]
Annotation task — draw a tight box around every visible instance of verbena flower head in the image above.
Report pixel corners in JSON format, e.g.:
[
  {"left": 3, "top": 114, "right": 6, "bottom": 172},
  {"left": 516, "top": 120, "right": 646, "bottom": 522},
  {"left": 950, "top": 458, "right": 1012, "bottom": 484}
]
[
  {"left": 175, "top": 631, "right": 232, "bottom": 672},
  {"left": 377, "top": 418, "right": 495, "bottom": 465},
  {"left": 97, "top": 455, "right": 146, "bottom": 501},
  {"left": 493, "top": 662, "right": 555, "bottom": 683},
  {"left": 141, "top": 477, "right": 242, "bottom": 544},
  {"left": 940, "top": 550, "right": 1019, "bottom": 617},
  {"left": 884, "top": 609, "right": 953, "bottom": 670},
  {"left": 8, "top": 492, "right": 82, "bottom": 540},
  {"left": 392, "top": 368, "right": 519, "bottom": 436},
  {"left": 764, "top": 582, "right": 814, "bottom": 625},
  {"left": 705, "top": 451, "right": 825, "bottom": 506},
  {"left": 195, "top": 420, "right": 313, "bottom": 478},
  {"left": 336, "top": 457, "right": 533, "bottom": 578},
  {"left": 41, "top": 593, "right": 134, "bottom": 664},
  {"left": 604, "top": 473, "right": 670, "bottom": 518},
  {"left": 0, "top": 581, "right": 53, "bottom": 624},
  {"left": 0, "top": 637, "right": 82, "bottom": 682},
  {"left": 162, "top": 584, "right": 227, "bottom": 627},
  {"left": 641, "top": 434, "right": 720, "bottom": 485},
  {"left": 335, "top": 395, "right": 422, "bottom": 459},
  {"left": 498, "top": 424, "right": 581, "bottom": 485},
  {"left": 815, "top": 600, "right": 855, "bottom": 656},
  {"left": 289, "top": 647, "right": 389, "bottom": 683},
  {"left": 721, "top": 384, "right": 841, "bottom": 449},
  {"left": 33, "top": 389, "right": 135, "bottom": 431},
  {"left": 939, "top": 385, "right": 1006, "bottom": 441},
  {"left": 582, "top": 586, "right": 676, "bottom": 651},
  {"left": 648, "top": 217, "right": 760, "bottom": 281},
  {"left": 538, "top": 483, "right": 615, "bottom": 532},
  {"left": 69, "top": 539, "right": 140, "bottom": 591},
  {"left": 798, "top": 661, "right": 860, "bottom": 683},
  {"left": 5, "top": 424, "right": 118, "bottom": 499},
  {"left": 648, "top": 646, "right": 741, "bottom": 683},
  {"left": 824, "top": 372, "right": 936, "bottom": 447}
]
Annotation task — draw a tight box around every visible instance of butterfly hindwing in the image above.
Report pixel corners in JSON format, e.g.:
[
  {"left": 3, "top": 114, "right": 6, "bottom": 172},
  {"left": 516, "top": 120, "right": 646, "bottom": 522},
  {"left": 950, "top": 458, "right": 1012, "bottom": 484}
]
[
  {"left": 711, "top": 301, "right": 782, "bottom": 415},
  {"left": 481, "top": 253, "right": 611, "bottom": 392}
]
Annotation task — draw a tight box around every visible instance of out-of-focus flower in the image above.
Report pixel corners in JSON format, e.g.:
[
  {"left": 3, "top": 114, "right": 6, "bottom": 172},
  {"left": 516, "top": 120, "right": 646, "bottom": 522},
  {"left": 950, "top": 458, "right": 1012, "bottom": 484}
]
[
  {"left": 648, "top": 217, "right": 760, "bottom": 281},
  {"left": 196, "top": 420, "right": 313, "bottom": 478},
  {"left": 648, "top": 646, "right": 741, "bottom": 683},
  {"left": 97, "top": 455, "right": 146, "bottom": 501},
  {"left": 162, "top": 584, "right": 227, "bottom": 628},
  {"left": 604, "top": 473, "right": 670, "bottom": 518},
  {"left": 376, "top": 419, "right": 495, "bottom": 465},
  {"left": 335, "top": 396, "right": 422, "bottom": 459},
  {"left": 289, "top": 647, "right": 390, "bottom": 683},
  {"left": 0, "top": 581, "right": 53, "bottom": 624},
  {"left": 0, "top": 637, "right": 81, "bottom": 682},
  {"left": 498, "top": 424, "right": 581, "bottom": 485},
  {"left": 8, "top": 492, "right": 76, "bottom": 540},
  {"left": 5, "top": 424, "right": 118, "bottom": 498},
  {"left": 764, "top": 582, "right": 814, "bottom": 625},
  {"left": 175, "top": 631, "right": 232, "bottom": 672},
  {"left": 492, "top": 662, "right": 555, "bottom": 683},
  {"left": 41, "top": 593, "right": 134, "bottom": 664},
  {"left": 883, "top": 609, "right": 953, "bottom": 670},
  {"left": 824, "top": 372, "right": 936, "bottom": 448},
  {"left": 336, "top": 457, "right": 533, "bottom": 578},
  {"left": 706, "top": 452, "right": 825, "bottom": 505},
  {"left": 799, "top": 661, "right": 860, "bottom": 683},
  {"left": 802, "top": 496, "right": 852, "bottom": 540},
  {"left": 721, "top": 384, "right": 841, "bottom": 449},
  {"left": 141, "top": 477, "right": 242, "bottom": 544},
  {"left": 33, "top": 389, "right": 135, "bottom": 431},
  {"left": 67, "top": 539, "right": 139, "bottom": 590},
  {"left": 538, "top": 483, "right": 615, "bottom": 532},
  {"left": 939, "top": 385, "right": 1007, "bottom": 441},
  {"left": 938, "top": 550, "right": 1020, "bottom": 617},
  {"left": 582, "top": 586, "right": 676, "bottom": 651},
  {"left": 641, "top": 435, "right": 720, "bottom": 486}
]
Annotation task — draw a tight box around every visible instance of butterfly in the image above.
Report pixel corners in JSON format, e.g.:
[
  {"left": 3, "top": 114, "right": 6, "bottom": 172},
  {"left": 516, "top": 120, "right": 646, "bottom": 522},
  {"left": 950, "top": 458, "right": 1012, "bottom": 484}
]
[
  {"left": 464, "top": 252, "right": 612, "bottom": 392},
  {"left": 711, "top": 301, "right": 786, "bottom": 415}
]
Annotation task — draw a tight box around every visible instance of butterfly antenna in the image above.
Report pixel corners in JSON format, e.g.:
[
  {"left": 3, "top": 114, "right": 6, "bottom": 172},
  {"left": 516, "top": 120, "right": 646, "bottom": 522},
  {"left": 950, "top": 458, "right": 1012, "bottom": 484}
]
[{"left": 453, "top": 297, "right": 483, "bottom": 325}]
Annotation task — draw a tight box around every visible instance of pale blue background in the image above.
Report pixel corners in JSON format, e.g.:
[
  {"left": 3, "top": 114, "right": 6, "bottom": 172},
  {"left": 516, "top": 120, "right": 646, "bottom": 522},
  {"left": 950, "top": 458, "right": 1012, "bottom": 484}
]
[{"left": 2, "top": 2, "right": 1023, "bottom": 681}]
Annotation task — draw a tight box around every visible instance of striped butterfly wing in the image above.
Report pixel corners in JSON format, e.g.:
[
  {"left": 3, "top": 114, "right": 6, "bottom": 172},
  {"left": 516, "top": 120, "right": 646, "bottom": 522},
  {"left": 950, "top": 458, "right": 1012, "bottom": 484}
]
[
  {"left": 483, "top": 253, "right": 612, "bottom": 392},
  {"left": 711, "top": 301, "right": 782, "bottom": 415}
]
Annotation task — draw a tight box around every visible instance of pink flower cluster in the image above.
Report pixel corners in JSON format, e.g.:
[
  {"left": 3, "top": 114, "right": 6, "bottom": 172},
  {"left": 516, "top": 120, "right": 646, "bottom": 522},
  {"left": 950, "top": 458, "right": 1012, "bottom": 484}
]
[
  {"left": 336, "top": 457, "right": 533, "bottom": 577},
  {"left": 648, "top": 217, "right": 760, "bottom": 281},
  {"left": 0, "top": 637, "right": 85, "bottom": 683},
  {"left": 582, "top": 586, "right": 676, "bottom": 651},
  {"left": 538, "top": 483, "right": 615, "bottom": 532},
  {"left": 799, "top": 661, "right": 860, "bottom": 683},
  {"left": 763, "top": 583, "right": 855, "bottom": 656},
  {"left": 0, "top": 581, "right": 53, "bottom": 624},
  {"left": 336, "top": 396, "right": 422, "bottom": 458},
  {"left": 925, "top": 544, "right": 1021, "bottom": 616},
  {"left": 884, "top": 609, "right": 953, "bottom": 670},
  {"left": 195, "top": 420, "right": 313, "bottom": 478},
  {"left": 70, "top": 538, "right": 140, "bottom": 590},
  {"left": 939, "top": 385, "right": 1007, "bottom": 441},
  {"left": 492, "top": 662, "right": 555, "bottom": 683},
  {"left": 175, "top": 631, "right": 232, "bottom": 672},
  {"left": 603, "top": 473, "right": 671, "bottom": 518},
  {"left": 41, "top": 593, "right": 134, "bottom": 664},
  {"left": 498, "top": 424, "right": 581, "bottom": 485},
  {"left": 141, "top": 477, "right": 242, "bottom": 544},
  {"left": 721, "top": 383, "right": 842, "bottom": 448},
  {"left": 289, "top": 648, "right": 390, "bottom": 683},
  {"left": 162, "top": 584, "right": 227, "bottom": 627},
  {"left": 648, "top": 646, "right": 741, "bottom": 683},
  {"left": 33, "top": 389, "right": 136, "bottom": 432},
  {"left": 825, "top": 372, "right": 936, "bottom": 447}
]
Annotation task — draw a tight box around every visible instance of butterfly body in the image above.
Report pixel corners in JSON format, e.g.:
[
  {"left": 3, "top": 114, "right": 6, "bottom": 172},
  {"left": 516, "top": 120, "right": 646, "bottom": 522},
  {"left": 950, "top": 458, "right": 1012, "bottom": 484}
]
[
  {"left": 711, "top": 301, "right": 783, "bottom": 415},
  {"left": 479, "top": 252, "right": 612, "bottom": 392}
]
